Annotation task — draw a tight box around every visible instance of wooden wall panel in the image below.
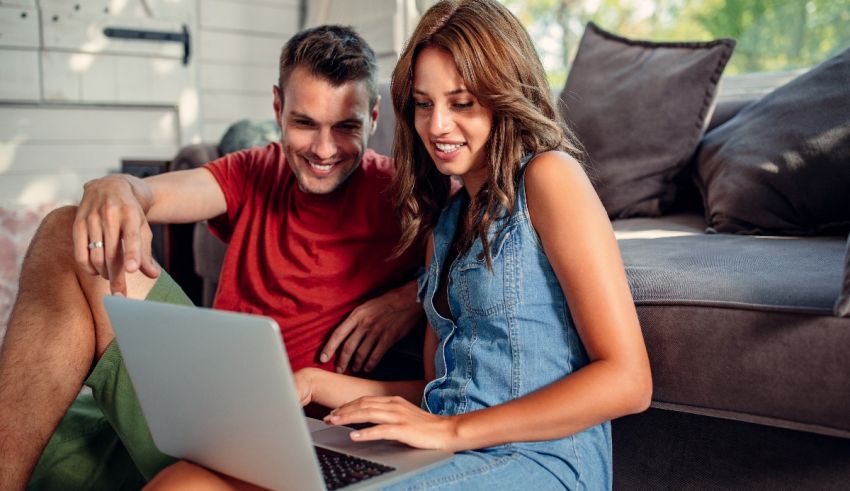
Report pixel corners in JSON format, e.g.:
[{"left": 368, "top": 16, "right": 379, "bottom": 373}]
[
  {"left": 199, "top": 30, "right": 284, "bottom": 66},
  {"left": 200, "top": 92, "right": 272, "bottom": 123},
  {"left": 200, "top": 0, "right": 298, "bottom": 36},
  {"left": 0, "top": 105, "right": 179, "bottom": 206},
  {"left": 0, "top": 4, "right": 38, "bottom": 48},
  {"left": 0, "top": 49, "right": 39, "bottom": 101},
  {"left": 199, "top": 62, "right": 277, "bottom": 93},
  {"left": 41, "top": 51, "right": 188, "bottom": 104},
  {"left": 41, "top": 6, "right": 185, "bottom": 59}
]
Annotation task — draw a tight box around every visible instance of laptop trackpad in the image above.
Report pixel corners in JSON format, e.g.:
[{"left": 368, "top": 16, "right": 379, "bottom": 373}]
[
  {"left": 312, "top": 426, "right": 415, "bottom": 459},
  {"left": 305, "top": 416, "right": 332, "bottom": 433}
]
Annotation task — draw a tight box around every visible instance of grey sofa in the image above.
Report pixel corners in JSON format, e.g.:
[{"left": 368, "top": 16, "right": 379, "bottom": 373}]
[{"left": 178, "top": 83, "right": 850, "bottom": 488}]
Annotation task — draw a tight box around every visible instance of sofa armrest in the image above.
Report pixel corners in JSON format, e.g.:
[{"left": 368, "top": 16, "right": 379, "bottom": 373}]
[{"left": 836, "top": 233, "right": 850, "bottom": 317}]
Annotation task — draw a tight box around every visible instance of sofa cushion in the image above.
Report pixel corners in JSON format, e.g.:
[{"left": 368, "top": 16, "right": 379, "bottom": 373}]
[
  {"left": 837, "top": 234, "right": 850, "bottom": 317},
  {"left": 560, "top": 22, "right": 734, "bottom": 219},
  {"left": 696, "top": 47, "right": 850, "bottom": 235},
  {"left": 615, "top": 214, "right": 850, "bottom": 437},
  {"left": 615, "top": 214, "right": 845, "bottom": 311}
]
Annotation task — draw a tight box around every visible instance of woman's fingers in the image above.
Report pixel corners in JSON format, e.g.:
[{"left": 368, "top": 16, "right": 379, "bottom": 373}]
[{"left": 325, "top": 396, "right": 418, "bottom": 425}]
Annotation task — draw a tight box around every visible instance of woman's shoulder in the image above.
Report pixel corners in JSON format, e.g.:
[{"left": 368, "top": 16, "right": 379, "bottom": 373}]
[
  {"left": 523, "top": 150, "right": 584, "bottom": 183},
  {"left": 522, "top": 150, "right": 599, "bottom": 216}
]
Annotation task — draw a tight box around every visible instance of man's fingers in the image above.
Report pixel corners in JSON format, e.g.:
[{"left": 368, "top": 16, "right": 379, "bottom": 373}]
[
  {"left": 138, "top": 223, "right": 160, "bottom": 278},
  {"left": 86, "top": 214, "right": 108, "bottom": 278},
  {"left": 336, "top": 327, "right": 368, "bottom": 373},
  {"left": 120, "top": 208, "right": 142, "bottom": 273},
  {"left": 72, "top": 214, "right": 97, "bottom": 275},
  {"left": 362, "top": 336, "right": 394, "bottom": 373},
  {"left": 351, "top": 330, "right": 381, "bottom": 373},
  {"left": 102, "top": 206, "right": 126, "bottom": 295},
  {"left": 320, "top": 313, "right": 361, "bottom": 364}
]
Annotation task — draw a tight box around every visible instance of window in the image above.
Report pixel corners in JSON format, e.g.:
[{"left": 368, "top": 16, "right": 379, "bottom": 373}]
[{"left": 503, "top": 0, "right": 850, "bottom": 89}]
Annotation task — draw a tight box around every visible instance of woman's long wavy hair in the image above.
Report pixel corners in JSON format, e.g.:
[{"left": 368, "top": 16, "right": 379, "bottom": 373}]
[{"left": 391, "top": 0, "right": 583, "bottom": 267}]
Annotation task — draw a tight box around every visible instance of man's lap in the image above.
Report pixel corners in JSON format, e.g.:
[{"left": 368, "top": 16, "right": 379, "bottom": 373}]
[{"left": 29, "top": 271, "right": 192, "bottom": 490}]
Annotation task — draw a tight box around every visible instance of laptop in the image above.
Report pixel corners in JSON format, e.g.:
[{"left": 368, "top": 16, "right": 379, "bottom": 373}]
[{"left": 104, "top": 296, "right": 451, "bottom": 490}]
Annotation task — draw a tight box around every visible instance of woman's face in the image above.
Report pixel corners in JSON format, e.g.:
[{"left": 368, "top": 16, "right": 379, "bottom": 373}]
[{"left": 412, "top": 47, "right": 493, "bottom": 194}]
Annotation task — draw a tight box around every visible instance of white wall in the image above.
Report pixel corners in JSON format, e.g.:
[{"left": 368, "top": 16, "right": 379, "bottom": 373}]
[
  {"left": 197, "top": 0, "right": 300, "bottom": 142},
  {"left": 0, "top": 0, "right": 302, "bottom": 208},
  {"left": 0, "top": 0, "right": 427, "bottom": 208},
  {"left": 305, "top": 0, "right": 426, "bottom": 82}
]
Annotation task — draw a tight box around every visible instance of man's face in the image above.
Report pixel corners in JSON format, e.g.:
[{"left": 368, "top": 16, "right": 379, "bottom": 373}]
[{"left": 274, "top": 67, "right": 378, "bottom": 195}]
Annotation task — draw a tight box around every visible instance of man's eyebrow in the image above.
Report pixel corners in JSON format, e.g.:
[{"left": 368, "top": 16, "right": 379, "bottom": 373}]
[
  {"left": 289, "top": 111, "right": 315, "bottom": 121},
  {"left": 334, "top": 118, "right": 363, "bottom": 127},
  {"left": 413, "top": 88, "right": 468, "bottom": 96},
  {"left": 288, "top": 112, "right": 362, "bottom": 127}
]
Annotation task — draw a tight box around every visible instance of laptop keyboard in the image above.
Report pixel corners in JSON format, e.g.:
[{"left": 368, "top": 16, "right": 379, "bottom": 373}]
[{"left": 315, "top": 446, "right": 395, "bottom": 490}]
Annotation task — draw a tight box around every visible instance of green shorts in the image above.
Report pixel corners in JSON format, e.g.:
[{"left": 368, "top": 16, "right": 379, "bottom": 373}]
[{"left": 28, "top": 272, "right": 192, "bottom": 491}]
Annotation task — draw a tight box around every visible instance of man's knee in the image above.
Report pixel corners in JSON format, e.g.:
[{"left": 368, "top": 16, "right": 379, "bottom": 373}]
[
  {"left": 25, "top": 206, "right": 78, "bottom": 263},
  {"left": 38, "top": 206, "right": 78, "bottom": 241},
  {"left": 17, "top": 206, "right": 78, "bottom": 284}
]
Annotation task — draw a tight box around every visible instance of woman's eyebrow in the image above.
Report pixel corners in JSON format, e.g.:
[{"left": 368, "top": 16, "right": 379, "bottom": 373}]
[{"left": 413, "top": 88, "right": 469, "bottom": 96}]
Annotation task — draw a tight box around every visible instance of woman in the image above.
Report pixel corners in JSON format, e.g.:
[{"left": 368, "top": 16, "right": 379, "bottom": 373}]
[{"left": 147, "top": 1, "right": 651, "bottom": 489}]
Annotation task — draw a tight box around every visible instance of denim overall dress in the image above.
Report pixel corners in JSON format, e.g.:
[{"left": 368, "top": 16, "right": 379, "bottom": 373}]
[{"left": 383, "top": 165, "right": 612, "bottom": 490}]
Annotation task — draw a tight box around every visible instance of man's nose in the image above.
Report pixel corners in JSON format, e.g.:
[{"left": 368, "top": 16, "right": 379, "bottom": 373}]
[{"left": 312, "top": 128, "right": 337, "bottom": 160}]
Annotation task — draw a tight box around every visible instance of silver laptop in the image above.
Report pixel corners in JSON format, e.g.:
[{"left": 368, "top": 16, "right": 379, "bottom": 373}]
[{"left": 104, "top": 296, "right": 451, "bottom": 490}]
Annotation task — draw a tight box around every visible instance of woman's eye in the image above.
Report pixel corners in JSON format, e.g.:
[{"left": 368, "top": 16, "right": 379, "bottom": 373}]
[
  {"left": 413, "top": 100, "right": 432, "bottom": 110},
  {"left": 454, "top": 101, "right": 474, "bottom": 109}
]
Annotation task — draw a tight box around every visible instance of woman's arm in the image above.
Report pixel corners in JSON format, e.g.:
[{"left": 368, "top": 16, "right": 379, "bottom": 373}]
[
  {"left": 327, "top": 151, "right": 651, "bottom": 452},
  {"left": 297, "top": 368, "right": 426, "bottom": 409}
]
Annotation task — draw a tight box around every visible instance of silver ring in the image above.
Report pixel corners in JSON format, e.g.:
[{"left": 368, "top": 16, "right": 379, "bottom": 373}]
[{"left": 88, "top": 240, "right": 104, "bottom": 250}]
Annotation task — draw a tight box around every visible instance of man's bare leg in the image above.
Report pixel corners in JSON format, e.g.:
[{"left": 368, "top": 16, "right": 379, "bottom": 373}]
[{"left": 0, "top": 206, "right": 158, "bottom": 490}]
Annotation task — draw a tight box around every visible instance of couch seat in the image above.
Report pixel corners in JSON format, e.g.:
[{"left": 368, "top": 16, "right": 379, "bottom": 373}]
[{"left": 614, "top": 213, "right": 849, "bottom": 438}]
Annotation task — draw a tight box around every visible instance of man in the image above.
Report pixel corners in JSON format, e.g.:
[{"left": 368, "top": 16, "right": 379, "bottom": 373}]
[{"left": 0, "top": 25, "right": 423, "bottom": 489}]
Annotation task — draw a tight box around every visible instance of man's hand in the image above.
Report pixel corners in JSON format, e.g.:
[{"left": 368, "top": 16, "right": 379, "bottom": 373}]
[
  {"left": 320, "top": 281, "right": 422, "bottom": 373},
  {"left": 72, "top": 174, "right": 159, "bottom": 295}
]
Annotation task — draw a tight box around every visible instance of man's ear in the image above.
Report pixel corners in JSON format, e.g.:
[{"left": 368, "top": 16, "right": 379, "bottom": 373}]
[
  {"left": 369, "top": 95, "right": 380, "bottom": 136},
  {"left": 273, "top": 85, "right": 283, "bottom": 129}
]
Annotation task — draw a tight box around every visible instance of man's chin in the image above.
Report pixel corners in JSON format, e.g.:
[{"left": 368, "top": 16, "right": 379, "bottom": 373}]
[{"left": 296, "top": 176, "right": 344, "bottom": 195}]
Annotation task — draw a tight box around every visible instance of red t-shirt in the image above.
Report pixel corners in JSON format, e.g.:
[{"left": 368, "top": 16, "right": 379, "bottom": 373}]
[{"left": 203, "top": 143, "right": 422, "bottom": 371}]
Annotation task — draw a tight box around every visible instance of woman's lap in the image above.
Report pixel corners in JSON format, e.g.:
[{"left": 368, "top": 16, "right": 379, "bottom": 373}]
[{"left": 380, "top": 449, "right": 572, "bottom": 491}]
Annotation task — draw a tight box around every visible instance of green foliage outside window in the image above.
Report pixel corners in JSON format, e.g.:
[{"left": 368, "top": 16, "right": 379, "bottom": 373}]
[{"left": 502, "top": 0, "right": 850, "bottom": 88}]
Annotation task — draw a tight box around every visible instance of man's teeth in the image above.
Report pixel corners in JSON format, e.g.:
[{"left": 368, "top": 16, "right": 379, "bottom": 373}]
[
  {"left": 435, "top": 142, "right": 464, "bottom": 152},
  {"left": 310, "top": 162, "right": 334, "bottom": 171}
]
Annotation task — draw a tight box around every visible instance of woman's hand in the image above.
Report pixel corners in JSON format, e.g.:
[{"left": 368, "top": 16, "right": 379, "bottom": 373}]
[
  {"left": 323, "top": 396, "right": 460, "bottom": 452},
  {"left": 293, "top": 368, "right": 318, "bottom": 407}
]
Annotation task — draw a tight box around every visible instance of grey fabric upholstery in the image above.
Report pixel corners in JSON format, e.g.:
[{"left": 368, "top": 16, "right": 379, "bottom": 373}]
[
  {"left": 836, "top": 234, "right": 850, "bottom": 317},
  {"left": 560, "top": 22, "right": 734, "bottom": 219},
  {"left": 614, "top": 215, "right": 850, "bottom": 437},
  {"left": 615, "top": 214, "right": 845, "bottom": 312}
]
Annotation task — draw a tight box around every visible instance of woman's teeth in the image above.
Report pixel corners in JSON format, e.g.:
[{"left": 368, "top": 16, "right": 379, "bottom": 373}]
[{"left": 435, "top": 142, "right": 464, "bottom": 152}]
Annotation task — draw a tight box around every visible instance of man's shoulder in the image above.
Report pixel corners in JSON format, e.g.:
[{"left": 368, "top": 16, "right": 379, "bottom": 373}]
[{"left": 359, "top": 149, "right": 395, "bottom": 178}]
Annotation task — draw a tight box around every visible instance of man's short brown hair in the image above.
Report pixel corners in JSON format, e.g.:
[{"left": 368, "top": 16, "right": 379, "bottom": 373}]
[{"left": 278, "top": 25, "right": 379, "bottom": 106}]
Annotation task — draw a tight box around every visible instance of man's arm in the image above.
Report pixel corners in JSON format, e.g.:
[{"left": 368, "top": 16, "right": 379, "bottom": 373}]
[{"left": 72, "top": 168, "right": 226, "bottom": 295}]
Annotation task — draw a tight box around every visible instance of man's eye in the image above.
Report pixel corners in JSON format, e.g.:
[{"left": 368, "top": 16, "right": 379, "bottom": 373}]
[{"left": 294, "top": 119, "right": 314, "bottom": 127}]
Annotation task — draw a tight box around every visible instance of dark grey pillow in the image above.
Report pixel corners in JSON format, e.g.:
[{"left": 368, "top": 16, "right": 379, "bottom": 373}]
[
  {"left": 837, "top": 234, "right": 850, "bottom": 317},
  {"left": 560, "top": 22, "right": 734, "bottom": 218},
  {"left": 696, "top": 47, "right": 850, "bottom": 235}
]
